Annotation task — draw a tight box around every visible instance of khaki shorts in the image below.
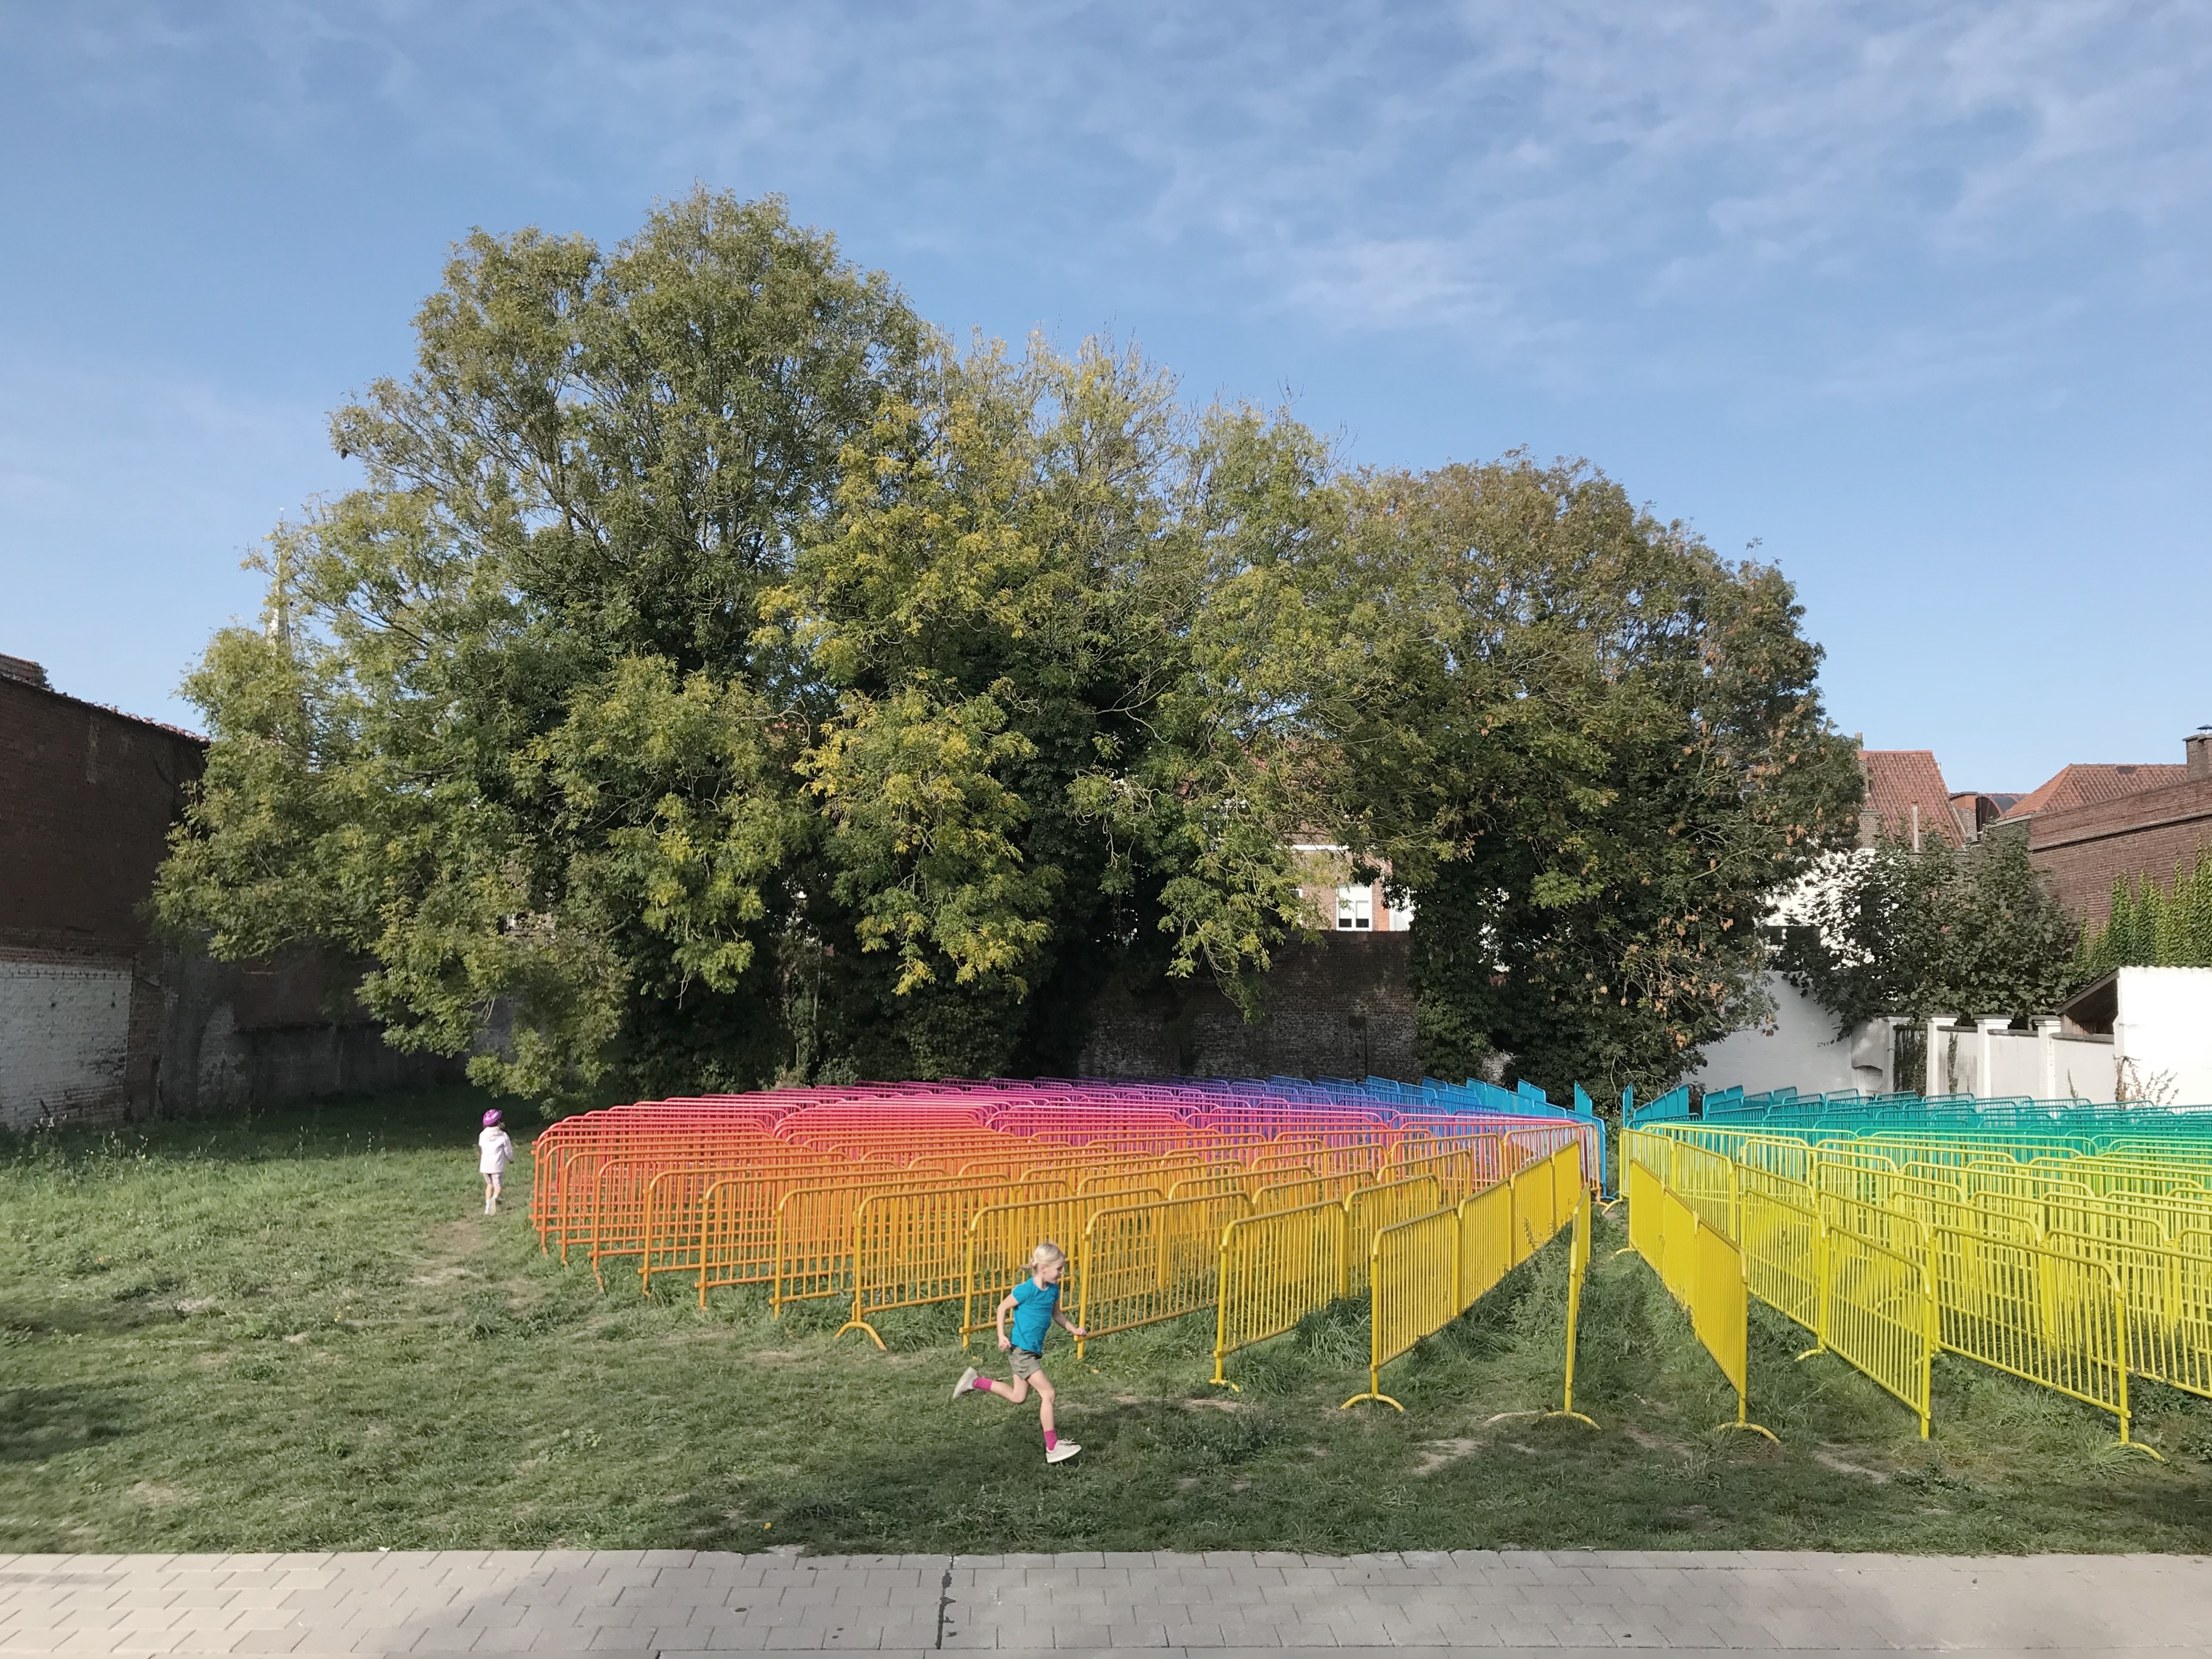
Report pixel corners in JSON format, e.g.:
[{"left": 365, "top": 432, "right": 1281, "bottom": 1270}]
[{"left": 1008, "top": 1347, "right": 1045, "bottom": 1378}]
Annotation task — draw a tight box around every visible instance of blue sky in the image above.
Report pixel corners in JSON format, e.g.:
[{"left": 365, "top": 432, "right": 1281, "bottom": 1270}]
[{"left": 3, "top": 1, "right": 2207, "bottom": 789}]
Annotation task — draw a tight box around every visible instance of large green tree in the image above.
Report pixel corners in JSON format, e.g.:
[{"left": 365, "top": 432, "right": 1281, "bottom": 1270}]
[
  {"left": 155, "top": 191, "right": 1321, "bottom": 1103},
  {"left": 158, "top": 193, "right": 1859, "bottom": 1108},
  {"left": 1248, "top": 457, "right": 1864, "bottom": 1101}
]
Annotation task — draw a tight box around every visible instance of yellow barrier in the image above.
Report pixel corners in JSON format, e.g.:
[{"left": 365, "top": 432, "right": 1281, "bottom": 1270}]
[
  {"left": 1395, "top": 1136, "right": 1505, "bottom": 1204},
  {"left": 958, "top": 1190, "right": 1160, "bottom": 1348},
  {"left": 1818, "top": 1192, "right": 1929, "bottom": 1260},
  {"left": 1458, "top": 1180, "right": 1516, "bottom": 1310},
  {"left": 1625, "top": 1158, "right": 1662, "bottom": 1263},
  {"left": 2045, "top": 1228, "right": 2212, "bottom": 1403},
  {"left": 640, "top": 1166, "right": 753, "bottom": 1295},
  {"left": 1690, "top": 1218, "right": 1773, "bottom": 1439},
  {"left": 692, "top": 1175, "right": 794, "bottom": 1306},
  {"left": 840, "top": 1179, "right": 1066, "bottom": 1347},
  {"left": 1210, "top": 1199, "right": 1352, "bottom": 1388},
  {"left": 1625, "top": 1154, "right": 1774, "bottom": 1441},
  {"left": 2046, "top": 1194, "right": 2182, "bottom": 1246},
  {"left": 1656, "top": 1183, "right": 1699, "bottom": 1305},
  {"left": 1342, "top": 1206, "right": 1460, "bottom": 1410},
  {"left": 1251, "top": 1176, "right": 1327, "bottom": 1213},
  {"left": 1079, "top": 1192, "right": 1250, "bottom": 1348},
  {"left": 1740, "top": 1188, "right": 1820, "bottom": 1340},
  {"left": 1345, "top": 1175, "right": 1444, "bottom": 1293},
  {"left": 1341, "top": 1144, "right": 1589, "bottom": 1412},
  {"left": 771, "top": 1182, "right": 872, "bottom": 1313},
  {"left": 1553, "top": 1184, "right": 1597, "bottom": 1427},
  {"left": 1168, "top": 1172, "right": 1254, "bottom": 1202},
  {"left": 1637, "top": 1124, "right": 2199, "bottom": 1448},
  {"left": 1739, "top": 1162, "right": 1816, "bottom": 1214},
  {"left": 1493, "top": 1142, "right": 1587, "bottom": 1265},
  {"left": 1079, "top": 1163, "right": 1201, "bottom": 1199},
  {"left": 1929, "top": 1227, "right": 2144, "bottom": 1451},
  {"left": 1823, "top": 1227, "right": 1933, "bottom": 1437}
]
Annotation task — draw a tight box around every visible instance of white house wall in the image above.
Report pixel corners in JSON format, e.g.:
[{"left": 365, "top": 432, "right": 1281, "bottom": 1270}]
[
  {"left": 1693, "top": 973, "right": 1876, "bottom": 1097},
  {"left": 2115, "top": 967, "right": 2212, "bottom": 1106},
  {"left": 1933, "top": 1019, "right": 2117, "bottom": 1103}
]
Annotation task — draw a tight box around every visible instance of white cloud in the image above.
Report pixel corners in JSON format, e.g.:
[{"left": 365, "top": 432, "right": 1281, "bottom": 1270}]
[{"left": 8, "top": 1, "right": 2210, "bottom": 388}]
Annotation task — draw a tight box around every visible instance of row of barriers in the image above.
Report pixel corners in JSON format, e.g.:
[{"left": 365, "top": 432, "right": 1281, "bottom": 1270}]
[
  {"left": 1335, "top": 1142, "right": 1591, "bottom": 1410},
  {"left": 1625, "top": 1120, "right": 2182, "bottom": 1451},
  {"left": 527, "top": 1077, "right": 1607, "bottom": 1387}
]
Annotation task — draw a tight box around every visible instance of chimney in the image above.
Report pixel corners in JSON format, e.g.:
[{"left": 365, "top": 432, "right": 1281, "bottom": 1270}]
[
  {"left": 2189, "top": 727, "right": 2212, "bottom": 780},
  {"left": 0, "top": 653, "right": 47, "bottom": 688}
]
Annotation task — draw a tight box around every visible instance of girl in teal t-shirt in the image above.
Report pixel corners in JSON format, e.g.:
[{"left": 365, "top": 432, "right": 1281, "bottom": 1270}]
[{"left": 953, "top": 1240, "right": 1087, "bottom": 1463}]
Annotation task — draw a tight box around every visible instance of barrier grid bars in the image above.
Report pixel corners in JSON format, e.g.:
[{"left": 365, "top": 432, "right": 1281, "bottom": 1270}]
[
  {"left": 1340, "top": 1144, "right": 1588, "bottom": 1410},
  {"left": 1629, "top": 1120, "right": 2171, "bottom": 1451},
  {"left": 528, "top": 1077, "right": 1605, "bottom": 1374}
]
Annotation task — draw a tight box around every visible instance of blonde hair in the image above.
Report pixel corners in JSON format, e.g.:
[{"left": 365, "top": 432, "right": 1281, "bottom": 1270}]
[{"left": 1030, "top": 1240, "right": 1065, "bottom": 1267}]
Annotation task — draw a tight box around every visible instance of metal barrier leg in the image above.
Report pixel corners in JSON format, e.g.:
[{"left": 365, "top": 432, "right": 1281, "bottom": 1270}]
[
  {"left": 1340, "top": 1368, "right": 1404, "bottom": 1412},
  {"left": 1716, "top": 1395, "right": 1779, "bottom": 1443},
  {"left": 1546, "top": 1190, "right": 1598, "bottom": 1429}
]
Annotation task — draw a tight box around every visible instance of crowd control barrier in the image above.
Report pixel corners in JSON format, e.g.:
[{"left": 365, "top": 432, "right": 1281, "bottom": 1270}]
[
  {"left": 529, "top": 1075, "right": 1604, "bottom": 1388},
  {"left": 1340, "top": 1143, "right": 1592, "bottom": 1410},
  {"left": 1210, "top": 1200, "right": 1352, "bottom": 1387},
  {"left": 1627, "top": 1119, "right": 2170, "bottom": 1452},
  {"left": 1625, "top": 1156, "right": 1775, "bottom": 1440}
]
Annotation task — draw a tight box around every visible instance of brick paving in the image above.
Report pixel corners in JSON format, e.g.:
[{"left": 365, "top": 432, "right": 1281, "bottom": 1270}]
[{"left": 3, "top": 1549, "right": 2209, "bottom": 1656}]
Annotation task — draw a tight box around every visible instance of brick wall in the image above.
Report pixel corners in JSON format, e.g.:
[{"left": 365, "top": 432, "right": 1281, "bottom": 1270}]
[
  {"left": 0, "top": 678, "right": 202, "bottom": 950},
  {"left": 0, "top": 674, "right": 455, "bottom": 1126},
  {"left": 1078, "top": 933, "right": 1420, "bottom": 1080},
  {"left": 2025, "top": 774, "right": 2212, "bottom": 929}
]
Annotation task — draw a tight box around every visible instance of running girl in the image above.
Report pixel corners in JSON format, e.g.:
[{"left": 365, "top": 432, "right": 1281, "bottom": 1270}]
[{"left": 953, "top": 1241, "right": 1085, "bottom": 1463}]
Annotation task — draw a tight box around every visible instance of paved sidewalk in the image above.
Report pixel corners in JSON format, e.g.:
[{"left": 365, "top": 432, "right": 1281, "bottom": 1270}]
[{"left": 3, "top": 1549, "right": 2211, "bottom": 1657}]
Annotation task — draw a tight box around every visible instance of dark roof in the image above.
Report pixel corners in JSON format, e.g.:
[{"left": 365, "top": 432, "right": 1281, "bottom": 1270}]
[
  {"left": 2058, "top": 971, "right": 2119, "bottom": 1035},
  {"left": 1860, "top": 750, "right": 1957, "bottom": 847},
  {"left": 0, "top": 667, "right": 206, "bottom": 746},
  {"left": 1997, "top": 763, "right": 2189, "bottom": 823}
]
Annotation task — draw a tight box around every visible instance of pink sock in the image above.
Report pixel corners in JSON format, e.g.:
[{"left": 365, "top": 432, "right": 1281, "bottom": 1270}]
[
  {"left": 974, "top": 1376, "right": 995, "bottom": 1390},
  {"left": 1044, "top": 1430, "right": 1058, "bottom": 1450}
]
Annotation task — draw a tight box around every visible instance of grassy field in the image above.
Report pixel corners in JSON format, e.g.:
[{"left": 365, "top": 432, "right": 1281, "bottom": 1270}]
[{"left": 6, "top": 1087, "right": 2212, "bottom": 1556}]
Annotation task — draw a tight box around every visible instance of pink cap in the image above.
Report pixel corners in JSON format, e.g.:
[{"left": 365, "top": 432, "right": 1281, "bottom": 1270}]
[{"left": 482, "top": 1109, "right": 503, "bottom": 1127}]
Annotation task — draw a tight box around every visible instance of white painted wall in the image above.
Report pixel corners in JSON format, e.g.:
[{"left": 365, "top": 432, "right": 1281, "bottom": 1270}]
[
  {"left": 1693, "top": 973, "right": 1884, "bottom": 1097},
  {"left": 2115, "top": 967, "right": 2212, "bottom": 1105},
  {"left": 0, "top": 958, "right": 132, "bottom": 1129},
  {"left": 1927, "top": 1017, "right": 2117, "bottom": 1103}
]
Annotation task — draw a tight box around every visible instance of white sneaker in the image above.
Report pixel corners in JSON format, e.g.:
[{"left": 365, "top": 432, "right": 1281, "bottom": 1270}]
[
  {"left": 1045, "top": 1441, "right": 1081, "bottom": 1464},
  {"left": 953, "top": 1366, "right": 978, "bottom": 1401}
]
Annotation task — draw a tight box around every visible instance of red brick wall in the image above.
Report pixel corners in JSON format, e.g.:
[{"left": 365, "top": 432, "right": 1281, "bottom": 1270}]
[
  {"left": 0, "top": 678, "right": 204, "bottom": 953},
  {"left": 2026, "top": 775, "right": 2212, "bottom": 928},
  {"left": 1, "top": 676, "right": 454, "bottom": 1121}
]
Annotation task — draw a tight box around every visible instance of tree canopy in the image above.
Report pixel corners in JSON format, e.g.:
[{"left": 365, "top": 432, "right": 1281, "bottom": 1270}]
[
  {"left": 1775, "top": 830, "right": 2082, "bottom": 1031},
  {"left": 156, "top": 188, "right": 1861, "bottom": 1107}
]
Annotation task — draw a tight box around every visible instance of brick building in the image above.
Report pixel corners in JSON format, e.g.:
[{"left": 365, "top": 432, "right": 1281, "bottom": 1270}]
[
  {"left": 0, "top": 656, "right": 451, "bottom": 1128},
  {"left": 2008, "top": 731, "right": 2212, "bottom": 929},
  {"left": 1289, "top": 843, "right": 1415, "bottom": 932}
]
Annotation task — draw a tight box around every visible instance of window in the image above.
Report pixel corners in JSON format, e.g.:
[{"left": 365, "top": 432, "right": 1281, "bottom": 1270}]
[{"left": 1336, "top": 885, "right": 1372, "bottom": 929}]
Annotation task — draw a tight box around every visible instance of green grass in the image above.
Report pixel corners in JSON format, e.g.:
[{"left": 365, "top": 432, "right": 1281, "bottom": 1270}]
[{"left": 7, "top": 1088, "right": 2212, "bottom": 1555}]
